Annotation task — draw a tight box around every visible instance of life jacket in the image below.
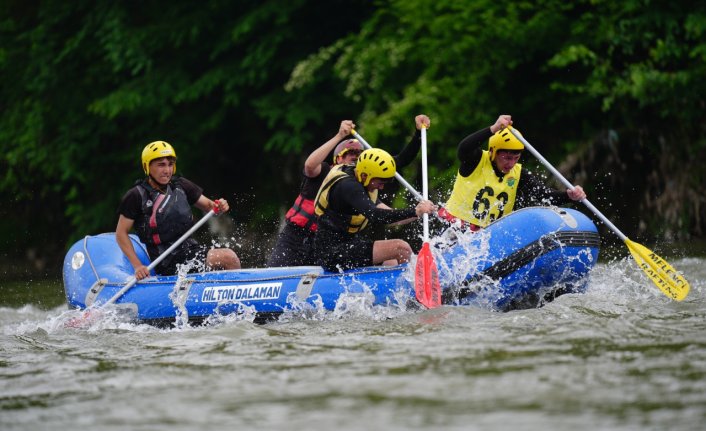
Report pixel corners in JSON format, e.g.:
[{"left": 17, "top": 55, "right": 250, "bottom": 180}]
[
  {"left": 314, "top": 164, "right": 378, "bottom": 234},
  {"left": 437, "top": 207, "right": 481, "bottom": 232},
  {"left": 283, "top": 163, "right": 334, "bottom": 232},
  {"left": 445, "top": 150, "right": 522, "bottom": 227},
  {"left": 134, "top": 178, "right": 194, "bottom": 252},
  {"left": 285, "top": 194, "right": 318, "bottom": 231}
]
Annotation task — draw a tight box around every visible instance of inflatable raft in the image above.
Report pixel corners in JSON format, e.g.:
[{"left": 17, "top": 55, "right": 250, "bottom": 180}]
[{"left": 63, "top": 207, "right": 600, "bottom": 326}]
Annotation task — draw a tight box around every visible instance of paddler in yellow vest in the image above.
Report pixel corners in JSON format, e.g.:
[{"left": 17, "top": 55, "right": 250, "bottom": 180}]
[
  {"left": 311, "top": 148, "right": 437, "bottom": 271},
  {"left": 440, "top": 115, "right": 586, "bottom": 230},
  {"left": 267, "top": 115, "right": 431, "bottom": 267}
]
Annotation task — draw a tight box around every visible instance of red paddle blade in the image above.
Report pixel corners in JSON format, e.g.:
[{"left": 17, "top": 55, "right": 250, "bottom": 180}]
[
  {"left": 415, "top": 242, "right": 441, "bottom": 308},
  {"left": 65, "top": 310, "right": 100, "bottom": 329}
]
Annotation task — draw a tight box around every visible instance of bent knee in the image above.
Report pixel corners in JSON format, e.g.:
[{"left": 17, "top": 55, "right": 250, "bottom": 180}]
[
  {"left": 391, "top": 239, "right": 412, "bottom": 252},
  {"left": 207, "top": 248, "right": 241, "bottom": 270},
  {"left": 392, "top": 239, "right": 412, "bottom": 261},
  {"left": 228, "top": 250, "right": 241, "bottom": 269}
]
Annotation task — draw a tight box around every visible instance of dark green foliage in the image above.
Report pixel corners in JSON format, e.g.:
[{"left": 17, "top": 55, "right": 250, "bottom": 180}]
[
  {"left": 1, "top": 0, "right": 704, "bottom": 273},
  {"left": 0, "top": 0, "right": 372, "bottom": 266}
]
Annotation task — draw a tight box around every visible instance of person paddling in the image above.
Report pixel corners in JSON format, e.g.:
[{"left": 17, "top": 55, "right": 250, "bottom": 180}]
[
  {"left": 267, "top": 115, "right": 431, "bottom": 267},
  {"left": 440, "top": 115, "right": 587, "bottom": 230},
  {"left": 310, "top": 148, "right": 437, "bottom": 271},
  {"left": 116, "top": 141, "right": 240, "bottom": 279}
]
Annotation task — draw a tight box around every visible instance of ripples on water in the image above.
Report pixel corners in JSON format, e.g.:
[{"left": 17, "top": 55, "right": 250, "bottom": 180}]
[{"left": 1, "top": 257, "right": 705, "bottom": 431}]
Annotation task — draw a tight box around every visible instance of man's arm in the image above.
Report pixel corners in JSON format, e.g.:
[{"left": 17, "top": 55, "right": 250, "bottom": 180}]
[
  {"left": 515, "top": 170, "right": 570, "bottom": 208},
  {"left": 394, "top": 114, "right": 431, "bottom": 168},
  {"left": 457, "top": 128, "right": 491, "bottom": 176},
  {"left": 335, "top": 181, "right": 417, "bottom": 225},
  {"left": 457, "top": 115, "right": 513, "bottom": 176},
  {"left": 304, "top": 120, "right": 355, "bottom": 178},
  {"left": 116, "top": 215, "right": 150, "bottom": 280},
  {"left": 376, "top": 201, "right": 437, "bottom": 226},
  {"left": 195, "top": 195, "right": 230, "bottom": 214}
]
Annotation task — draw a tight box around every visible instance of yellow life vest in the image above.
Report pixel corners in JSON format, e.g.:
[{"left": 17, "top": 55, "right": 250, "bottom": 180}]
[
  {"left": 445, "top": 150, "right": 521, "bottom": 227},
  {"left": 314, "top": 165, "right": 379, "bottom": 234}
]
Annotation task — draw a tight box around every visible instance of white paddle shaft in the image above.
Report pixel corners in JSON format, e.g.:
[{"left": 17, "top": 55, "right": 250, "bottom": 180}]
[
  {"left": 351, "top": 130, "right": 424, "bottom": 202},
  {"left": 508, "top": 128, "right": 627, "bottom": 241},
  {"left": 103, "top": 209, "right": 217, "bottom": 306},
  {"left": 421, "top": 127, "right": 429, "bottom": 241}
]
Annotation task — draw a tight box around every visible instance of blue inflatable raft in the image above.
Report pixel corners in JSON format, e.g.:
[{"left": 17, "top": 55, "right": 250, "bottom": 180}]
[{"left": 63, "top": 207, "right": 600, "bottom": 325}]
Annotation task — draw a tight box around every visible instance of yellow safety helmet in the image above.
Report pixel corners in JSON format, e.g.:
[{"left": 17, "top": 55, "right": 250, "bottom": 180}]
[
  {"left": 141, "top": 141, "right": 177, "bottom": 175},
  {"left": 354, "top": 148, "right": 396, "bottom": 186},
  {"left": 488, "top": 127, "right": 524, "bottom": 161}
]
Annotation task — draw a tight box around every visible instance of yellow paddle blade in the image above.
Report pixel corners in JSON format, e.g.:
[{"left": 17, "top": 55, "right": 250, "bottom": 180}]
[{"left": 625, "top": 239, "right": 690, "bottom": 301}]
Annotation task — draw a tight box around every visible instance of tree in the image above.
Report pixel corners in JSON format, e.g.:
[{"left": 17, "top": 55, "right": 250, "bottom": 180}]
[
  {"left": 0, "top": 0, "right": 373, "bottom": 269},
  {"left": 286, "top": 0, "right": 706, "bottom": 238},
  {"left": 1, "top": 0, "right": 704, "bottom": 276}
]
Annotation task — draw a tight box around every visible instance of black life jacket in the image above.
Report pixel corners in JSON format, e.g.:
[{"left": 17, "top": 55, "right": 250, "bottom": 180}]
[{"left": 134, "top": 178, "right": 194, "bottom": 252}]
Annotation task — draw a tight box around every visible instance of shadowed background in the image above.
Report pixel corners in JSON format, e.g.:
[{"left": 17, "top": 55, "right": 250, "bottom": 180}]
[{"left": 2, "top": 0, "right": 705, "bottom": 284}]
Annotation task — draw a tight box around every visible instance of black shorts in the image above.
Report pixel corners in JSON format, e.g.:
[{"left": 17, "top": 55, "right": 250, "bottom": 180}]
[
  {"left": 267, "top": 223, "right": 315, "bottom": 267},
  {"left": 312, "top": 234, "right": 374, "bottom": 272},
  {"left": 152, "top": 238, "right": 207, "bottom": 276}
]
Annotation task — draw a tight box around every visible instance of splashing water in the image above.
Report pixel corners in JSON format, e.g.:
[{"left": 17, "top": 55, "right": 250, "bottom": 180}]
[{"left": 2, "top": 255, "right": 704, "bottom": 431}]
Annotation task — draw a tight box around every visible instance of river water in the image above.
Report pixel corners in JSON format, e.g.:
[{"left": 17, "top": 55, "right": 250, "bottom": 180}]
[{"left": 1, "top": 253, "right": 705, "bottom": 431}]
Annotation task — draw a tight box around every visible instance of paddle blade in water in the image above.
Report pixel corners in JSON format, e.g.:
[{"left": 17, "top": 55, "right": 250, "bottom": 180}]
[
  {"left": 625, "top": 239, "right": 690, "bottom": 301},
  {"left": 64, "top": 310, "right": 101, "bottom": 329},
  {"left": 415, "top": 242, "right": 441, "bottom": 308}
]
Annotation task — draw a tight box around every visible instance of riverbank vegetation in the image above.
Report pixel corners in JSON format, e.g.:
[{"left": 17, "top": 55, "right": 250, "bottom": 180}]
[{"left": 1, "top": 0, "right": 704, "bottom": 275}]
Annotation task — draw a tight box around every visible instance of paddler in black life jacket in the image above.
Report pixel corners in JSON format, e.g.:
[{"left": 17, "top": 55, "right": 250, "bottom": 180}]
[
  {"left": 311, "top": 148, "right": 437, "bottom": 271},
  {"left": 267, "top": 114, "right": 431, "bottom": 267},
  {"left": 440, "top": 115, "right": 586, "bottom": 230},
  {"left": 116, "top": 141, "right": 240, "bottom": 279}
]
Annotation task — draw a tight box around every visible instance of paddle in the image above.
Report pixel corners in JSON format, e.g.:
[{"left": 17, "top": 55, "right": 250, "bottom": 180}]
[
  {"left": 351, "top": 129, "right": 441, "bottom": 307},
  {"left": 414, "top": 126, "right": 442, "bottom": 308},
  {"left": 66, "top": 208, "right": 218, "bottom": 327},
  {"left": 508, "top": 128, "right": 690, "bottom": 301},
  {"left": 103, "top": 208, "right": 218, "bottom": 306},
  {"left": 351, "top": 130, "right": 424, "bottom": 201}
]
